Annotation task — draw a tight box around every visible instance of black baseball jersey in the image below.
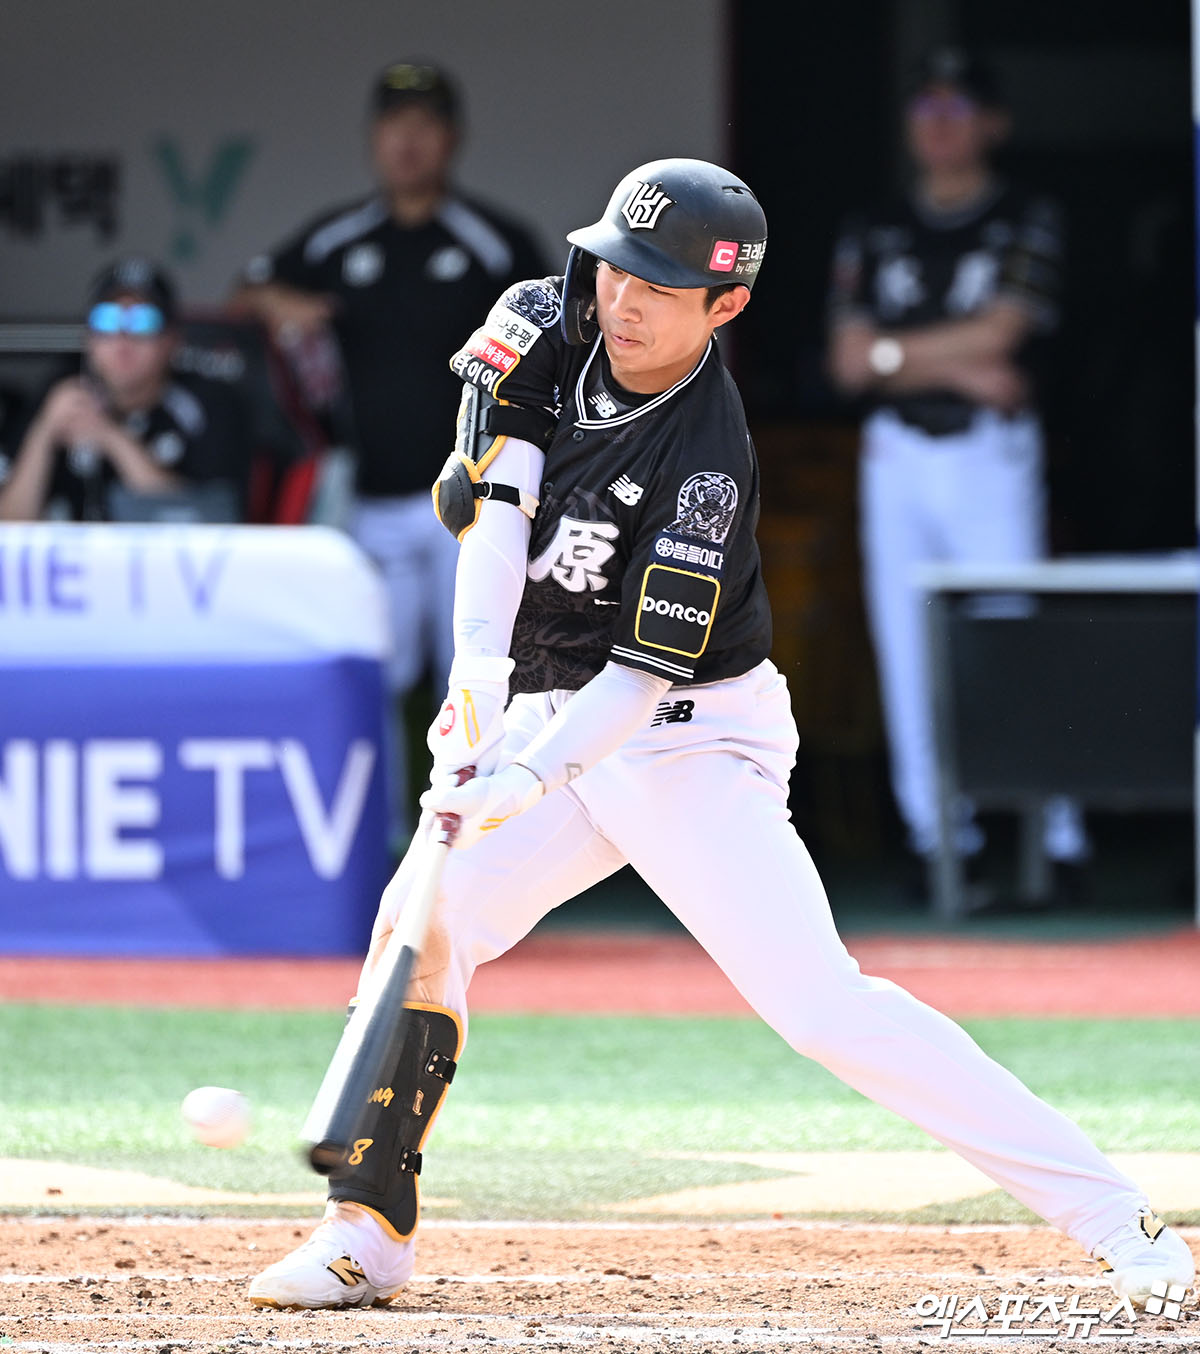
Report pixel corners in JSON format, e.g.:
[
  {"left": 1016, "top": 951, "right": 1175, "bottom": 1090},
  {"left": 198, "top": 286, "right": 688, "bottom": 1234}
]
[
  {"left": 0, "top": 373, "right": 258, "bottom": 522},
  {"left": 450, "top": 277, "right": 773, "bottom": 695},
  {"left": 829, "top": 180, "right": 1062, "bottom": 433},
  {"left": 245, "top": 193, "right": 546, "bottom": 497}
]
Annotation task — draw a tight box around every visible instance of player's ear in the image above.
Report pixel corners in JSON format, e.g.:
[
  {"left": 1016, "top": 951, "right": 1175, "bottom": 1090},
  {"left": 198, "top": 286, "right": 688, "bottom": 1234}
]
[{"left": 707, "top": 285, "right": 751, "bottom": 331}]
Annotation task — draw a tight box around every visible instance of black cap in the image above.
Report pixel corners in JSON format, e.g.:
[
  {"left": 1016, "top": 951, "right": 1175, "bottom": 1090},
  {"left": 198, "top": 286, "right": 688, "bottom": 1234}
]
[
  {"left": 370, "top": 61, "right": 459, "bottom": 123},
  {"left": 87, "top": 256, "right": 178, "bottom": 323},
  {"left": 910, "top": 46, "right": 1004, "bottom": 108}
]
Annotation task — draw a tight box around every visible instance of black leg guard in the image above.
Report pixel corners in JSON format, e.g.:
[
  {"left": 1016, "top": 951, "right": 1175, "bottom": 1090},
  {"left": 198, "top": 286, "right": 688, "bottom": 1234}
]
[{"left": 328, "top": 1002, "right": 463, "bottom": 1241}]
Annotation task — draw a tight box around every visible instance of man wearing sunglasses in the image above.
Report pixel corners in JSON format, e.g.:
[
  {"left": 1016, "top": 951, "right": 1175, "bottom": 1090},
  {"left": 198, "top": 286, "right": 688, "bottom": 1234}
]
[
  {"left": 826, "top": 47, "right": 1088, "bottom": 904},
  {"left": 0, "top": 258, "right": 249, "bottom": 522}
]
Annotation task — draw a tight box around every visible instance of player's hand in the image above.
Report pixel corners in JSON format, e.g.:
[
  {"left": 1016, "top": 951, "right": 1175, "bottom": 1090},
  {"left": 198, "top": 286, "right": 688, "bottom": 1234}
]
[
  {"left": 952, "top": 360, "right": 1029, "bottom": 413},
  {"left": 36, "top": 379, "right": 110, "bottom": 444},
  {"left": 427, "top": 656, "right": 513, "bottom": 778},
  {"left": 419, "top": 763, "right": 543, "bottom": 850},
  {"left": 266, "top": 289, "right": 338, "bottom": 342}
]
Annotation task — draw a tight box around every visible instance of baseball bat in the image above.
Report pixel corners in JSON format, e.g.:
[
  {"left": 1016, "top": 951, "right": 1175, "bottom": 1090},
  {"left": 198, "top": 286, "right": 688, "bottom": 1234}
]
[{"left": 301, "top": 767, "right": 474, "bottom": 1176}]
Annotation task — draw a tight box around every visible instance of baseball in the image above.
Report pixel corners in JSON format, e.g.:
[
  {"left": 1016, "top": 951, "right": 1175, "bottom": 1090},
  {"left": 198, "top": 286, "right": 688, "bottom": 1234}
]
[{"left": 181, "top": 1086, "right": 251, "bottom": 1148}]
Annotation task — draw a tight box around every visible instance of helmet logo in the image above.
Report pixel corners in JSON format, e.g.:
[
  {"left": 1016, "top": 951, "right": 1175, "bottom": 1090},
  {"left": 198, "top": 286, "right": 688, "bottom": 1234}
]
[
  {"left": 708, "top": 240, "right": 738, "bottom": 273},
  {"left": 621, "top": 181, "right": 674, "bottom": 231}
]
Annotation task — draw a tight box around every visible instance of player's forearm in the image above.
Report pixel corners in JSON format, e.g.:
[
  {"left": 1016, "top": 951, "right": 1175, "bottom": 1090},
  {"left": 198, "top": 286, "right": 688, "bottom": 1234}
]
[
  {"left": 100, "top": 427, "right": 183, "bottom": 493},
  {"left": 0, "top": 423, "right": 58, "bottom": 520},
  {"left": 514, "top": 661, "right": 672, "bottom": 795},
  {"left": 831, "top": 302, "right": 1032, "bottom": 393},
  {"left": 452, "top": 436, "right": 543, "bottom": 660},
  {"left": 229, "top": 281, "right": 315, "bottom": 329},
  {"left": 883, "top": 303, "right": 1032, "bottom": 374}
]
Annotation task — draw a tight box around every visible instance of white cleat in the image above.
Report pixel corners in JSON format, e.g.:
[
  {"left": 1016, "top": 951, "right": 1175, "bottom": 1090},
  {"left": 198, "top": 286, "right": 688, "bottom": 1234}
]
[
  {"left": 248, "top": 1200, "right": 414, "bottom": 1309},
  {"left": 1091, "top": 1207, "right": 1195, "bottom": 1308}
]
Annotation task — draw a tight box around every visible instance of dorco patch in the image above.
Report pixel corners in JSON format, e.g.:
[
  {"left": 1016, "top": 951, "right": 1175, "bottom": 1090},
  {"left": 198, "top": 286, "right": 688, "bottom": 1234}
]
[{"left": 634, "top": 565, "right": 720, "bottom": 659}]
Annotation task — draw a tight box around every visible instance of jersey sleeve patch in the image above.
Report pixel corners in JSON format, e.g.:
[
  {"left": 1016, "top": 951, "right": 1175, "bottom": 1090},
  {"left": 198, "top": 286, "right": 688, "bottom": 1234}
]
[
  {"left": 449, "top": 278, "right": 563, "bottom": 397},
  {"left": 651, "top": 530, "right": 726, "bottom": 575},
  {"left": 665, "top": 471, "right": 739, "bottom": 544},
  {"left": 633, "top": 564, "right": 720, "bottom": 660}
]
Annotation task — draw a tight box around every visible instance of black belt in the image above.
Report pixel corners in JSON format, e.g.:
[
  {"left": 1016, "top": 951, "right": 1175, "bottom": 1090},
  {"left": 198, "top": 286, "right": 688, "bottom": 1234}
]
[{"left": 883, "top": 404, "right": 976, "bottom": 438}]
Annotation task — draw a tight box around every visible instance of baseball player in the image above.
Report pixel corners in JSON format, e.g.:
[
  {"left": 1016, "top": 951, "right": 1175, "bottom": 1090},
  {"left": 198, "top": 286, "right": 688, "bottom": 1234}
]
[
  {"left": 234, "top": 61, "right": 546, "bottom": 843},
  {"left": 827, "top": 47, "right": 1089, "bottom": 894},
  {"left": 249, "top": 159, "right": 1194, "bottom": 1312}
]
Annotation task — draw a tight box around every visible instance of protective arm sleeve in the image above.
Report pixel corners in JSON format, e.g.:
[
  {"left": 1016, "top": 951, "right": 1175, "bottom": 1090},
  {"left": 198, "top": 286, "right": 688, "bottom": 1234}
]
[
  {"left": 452, "top": 435, "right": 545, "bottom": 661},
  {"left": 514, "top": 661, "right": 673, "bottom": 795},
  {"left": 427, "top": 432, "right": 546, "bottom": 777}
]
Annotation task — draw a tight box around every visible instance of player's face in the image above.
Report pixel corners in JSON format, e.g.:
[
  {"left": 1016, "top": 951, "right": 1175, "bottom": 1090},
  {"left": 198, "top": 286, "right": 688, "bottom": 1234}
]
[
  {"left": 594, "top": 261, "right": 747, "bottom": 395},
  {"left": 905, "top": 84, "right": 1008, "bottom": 174},
  {"left": 371, "top": 104, "right": 457, "bottom": 197},
  {"left": 85, "top": 294, "right": 174, "bottom": 403}
]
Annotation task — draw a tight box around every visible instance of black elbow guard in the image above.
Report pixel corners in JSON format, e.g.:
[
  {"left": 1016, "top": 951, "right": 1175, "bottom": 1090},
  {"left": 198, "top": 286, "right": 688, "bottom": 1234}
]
[
  {"left": 432, "top": 385, "right": 554, "bottom": 541},
  {"left": 433, "top": 453, "right": 539, "bottom": 542}
]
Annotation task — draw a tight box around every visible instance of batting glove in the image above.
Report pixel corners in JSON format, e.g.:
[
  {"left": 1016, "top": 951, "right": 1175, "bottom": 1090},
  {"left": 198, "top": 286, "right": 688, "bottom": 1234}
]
[
  {"left": 427, "top": 655, "right": 513, "bottom": 778},
  {"left": 419, "top": 762, "right": 543, "bottom": 850}
]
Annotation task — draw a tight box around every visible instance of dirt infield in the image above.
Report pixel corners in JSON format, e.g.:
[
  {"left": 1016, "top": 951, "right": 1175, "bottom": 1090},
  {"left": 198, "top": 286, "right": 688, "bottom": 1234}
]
[
  {"left": 2, "top": 1217, "right": 1196, "bottom": 1353},
  {"left": 2, "top": 934, "right": 1197, "bottom": 1349},
  {"left": 4, "top": 926, "right": 1200, "bottom": 1016}
]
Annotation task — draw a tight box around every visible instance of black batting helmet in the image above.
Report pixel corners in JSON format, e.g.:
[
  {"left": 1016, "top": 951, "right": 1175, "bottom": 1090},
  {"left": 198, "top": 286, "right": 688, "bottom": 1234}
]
[{"left": 561, "top": 158, "right": 768, "bottom": 344}]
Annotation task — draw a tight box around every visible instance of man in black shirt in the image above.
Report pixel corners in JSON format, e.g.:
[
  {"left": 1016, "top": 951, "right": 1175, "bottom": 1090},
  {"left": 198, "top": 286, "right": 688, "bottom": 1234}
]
[
  {"left": 248, "top": 159, "right": 1192, "bottom": 1317},
  {"left": 234, "top": 62, "right": 546, "bottom": 841},
  {"left": 0, "top": 258, "right": 251, "bottom": 523},
  {"left": 827, "top": 47, "right": 1088, "bottom": 888}
]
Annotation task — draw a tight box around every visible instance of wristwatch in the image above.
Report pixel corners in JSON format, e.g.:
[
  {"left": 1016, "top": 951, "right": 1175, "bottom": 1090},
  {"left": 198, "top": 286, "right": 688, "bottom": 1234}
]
[{"left": 868, "top": 336, "right": 905, "bottom": 377}]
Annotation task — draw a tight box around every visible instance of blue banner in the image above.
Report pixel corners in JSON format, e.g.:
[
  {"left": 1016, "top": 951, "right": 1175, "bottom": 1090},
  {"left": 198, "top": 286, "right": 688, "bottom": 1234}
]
[{"left": 0, "top": 659, "right": 389, "bottom": 955}]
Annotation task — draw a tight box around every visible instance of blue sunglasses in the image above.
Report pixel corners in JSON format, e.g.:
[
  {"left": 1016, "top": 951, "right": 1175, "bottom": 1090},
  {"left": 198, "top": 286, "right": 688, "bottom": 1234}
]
[{"left": 87, "top": 301, "right": 166, "bottom": 336}]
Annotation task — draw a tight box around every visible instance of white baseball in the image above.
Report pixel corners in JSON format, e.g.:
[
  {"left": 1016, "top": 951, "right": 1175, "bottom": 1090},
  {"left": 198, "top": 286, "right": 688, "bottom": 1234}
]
[{"left": 181, "top": 1086, "right": 251, "bottom": 1148}]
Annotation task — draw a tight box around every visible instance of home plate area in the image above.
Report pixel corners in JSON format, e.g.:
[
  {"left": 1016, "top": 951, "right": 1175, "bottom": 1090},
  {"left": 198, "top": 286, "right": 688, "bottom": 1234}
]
[{"left": 0, "top": 1215, "right": 1196, "bottom": 1353}]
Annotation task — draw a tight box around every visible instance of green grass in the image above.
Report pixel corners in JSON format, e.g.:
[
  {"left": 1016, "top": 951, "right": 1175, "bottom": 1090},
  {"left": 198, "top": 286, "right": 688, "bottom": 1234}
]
[{"left": 1, "top": 1006, "right": 1198, "bottom": 1222}]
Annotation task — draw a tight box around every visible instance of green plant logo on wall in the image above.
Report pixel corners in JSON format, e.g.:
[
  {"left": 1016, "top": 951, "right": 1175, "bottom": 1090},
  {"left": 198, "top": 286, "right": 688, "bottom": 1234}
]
[{"left": 152, "top": 137, "right": 255, "bottom": 261}]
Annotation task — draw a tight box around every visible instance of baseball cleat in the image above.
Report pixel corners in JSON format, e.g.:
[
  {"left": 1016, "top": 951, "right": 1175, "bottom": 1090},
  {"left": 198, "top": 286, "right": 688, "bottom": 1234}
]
[
  {"left": 248, "top": 1200, "right": 413, "bottom": 1309},
  {"left": 1091, "top": 1207, "right": 1195, "bottom": 1308}
]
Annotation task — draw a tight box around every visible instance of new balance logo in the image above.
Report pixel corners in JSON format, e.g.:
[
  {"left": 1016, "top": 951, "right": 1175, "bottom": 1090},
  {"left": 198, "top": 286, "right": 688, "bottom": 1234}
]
[
  {"left": 590, "top": 390, "right": 618, "bottom": 418},
  {"left": 609, "top": 474, "right": 643, "bottom": 505},
  {"left": 327, "top": 1255, "right": 367, "bottom": 1287},
  {"left": 651, "top": 698, "right": 695, "bottom": 727}
]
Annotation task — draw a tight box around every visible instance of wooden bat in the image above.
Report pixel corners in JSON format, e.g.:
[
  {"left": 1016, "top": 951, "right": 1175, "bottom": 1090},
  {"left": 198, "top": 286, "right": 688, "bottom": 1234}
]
[{"left": 301, "top": 768, "right": 473, "bottom": 1175}]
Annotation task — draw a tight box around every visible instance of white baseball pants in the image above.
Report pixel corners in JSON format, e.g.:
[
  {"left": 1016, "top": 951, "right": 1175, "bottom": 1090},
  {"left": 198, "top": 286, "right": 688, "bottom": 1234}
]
[
  {"left": 859, "top": 408, "right": 1086, "bottom": 859},
  {"left": 374, "top": 660, "right": 1144, "bottom": 1252}
]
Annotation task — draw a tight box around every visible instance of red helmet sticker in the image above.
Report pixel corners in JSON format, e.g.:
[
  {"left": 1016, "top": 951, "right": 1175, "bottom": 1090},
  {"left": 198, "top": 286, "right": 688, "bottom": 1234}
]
[
  {"left": 708, "top": 240, "right": 738, "bottom": 273},
  {"left": 438, "top": 704, "right": 456, "bottom": 736}
]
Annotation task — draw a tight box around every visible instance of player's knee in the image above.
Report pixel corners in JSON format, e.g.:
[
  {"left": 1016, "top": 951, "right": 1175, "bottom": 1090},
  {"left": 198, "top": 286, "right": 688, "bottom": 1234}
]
[{"left": 766, "top": 974, "right": 877, "bottom": 1061}]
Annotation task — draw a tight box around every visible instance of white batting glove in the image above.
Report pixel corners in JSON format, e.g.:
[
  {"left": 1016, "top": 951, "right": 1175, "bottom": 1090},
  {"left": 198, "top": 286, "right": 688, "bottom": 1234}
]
[
  {"left": 419, "top": 763, "right": 543, "bottom": 850},
  {"left": 427, "top": 656, "right": 514, "bottom": 778}
]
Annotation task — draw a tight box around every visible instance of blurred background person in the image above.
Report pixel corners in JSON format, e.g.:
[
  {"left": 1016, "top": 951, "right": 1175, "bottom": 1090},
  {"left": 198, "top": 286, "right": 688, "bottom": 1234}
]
[
  {"left": 825, "top": 47, "right": 1089, "bottom": 903},
  {"left": 232, "top": 60, "right": 547, "bottom": 849},
  {"left": 0, "top": 257, "right": 255, "bottom": 523}
]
